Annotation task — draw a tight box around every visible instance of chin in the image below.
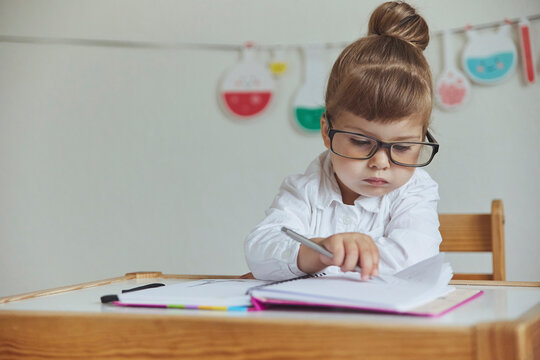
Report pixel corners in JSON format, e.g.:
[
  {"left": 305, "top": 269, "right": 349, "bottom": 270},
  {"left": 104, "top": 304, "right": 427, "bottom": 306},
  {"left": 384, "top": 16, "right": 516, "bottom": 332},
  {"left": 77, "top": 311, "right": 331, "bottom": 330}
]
[{"left": 357, "top": 185, "right": 394, "bottom": 197}]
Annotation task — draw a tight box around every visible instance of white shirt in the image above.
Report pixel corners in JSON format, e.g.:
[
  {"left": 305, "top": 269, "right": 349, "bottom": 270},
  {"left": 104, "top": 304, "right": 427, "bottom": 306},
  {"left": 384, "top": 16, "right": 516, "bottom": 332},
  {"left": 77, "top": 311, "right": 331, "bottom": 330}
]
[{"left": 244, "top": 151, "right": 442, "bottom": 281}]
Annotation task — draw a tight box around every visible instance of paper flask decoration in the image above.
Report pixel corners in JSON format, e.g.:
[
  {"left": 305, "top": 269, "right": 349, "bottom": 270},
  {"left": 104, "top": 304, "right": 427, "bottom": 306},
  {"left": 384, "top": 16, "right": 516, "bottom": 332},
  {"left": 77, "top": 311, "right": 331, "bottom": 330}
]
[
  {"left": 220, "top": 43, "right": 275, "bottom": 118},
  {"left": 518, "top": 17, "right": 536, "bottom": 84},
  {"left": 435, "top": 29, "right": 471, "bottom": 111},
  {"left": 462, "top": 23, "right": 517, "bottom": 85},
  {"left": 270, "top": 47, "right": 288, "bottom": 76},
  {"left": 293, "top": 45, "right": 327, "bottom": 131}
]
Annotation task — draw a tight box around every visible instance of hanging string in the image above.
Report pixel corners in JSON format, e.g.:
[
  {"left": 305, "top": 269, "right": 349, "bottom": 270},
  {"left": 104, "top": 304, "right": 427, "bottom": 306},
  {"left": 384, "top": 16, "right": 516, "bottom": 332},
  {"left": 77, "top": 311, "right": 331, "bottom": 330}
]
[
  {"left": 0, "top": 35, "right": 239, "bottom": 51},
  {"left": 443, "top": 13, "right": 540, "bottom": 34},
  {"left": 0, "top": 13, "right": 539, "bottom": 51}
]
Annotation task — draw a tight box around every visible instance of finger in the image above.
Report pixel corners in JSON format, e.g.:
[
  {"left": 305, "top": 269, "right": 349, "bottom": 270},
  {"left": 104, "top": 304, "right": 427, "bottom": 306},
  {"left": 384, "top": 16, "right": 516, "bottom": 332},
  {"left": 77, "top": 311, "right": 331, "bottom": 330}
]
[
  {"left": 320, "top": 236, "right": 344, "bottom": 267},
  {"left": 358, "top": 244, "right": 374, "bottom": 281},
  {"left": 319, "top": 253, "right": 334, "bottom": 266},
  {"left": 365, "top": 240, "right": 380, "bottom": 276},
  {"left": 372, "top": 244, "right": 380, "bottom": 276},
  {"left": 341, "top": 240, "right": 359, "bottom": 272},
  {"left": 328, "top": 237, "right": 345, "bottom": 267}
]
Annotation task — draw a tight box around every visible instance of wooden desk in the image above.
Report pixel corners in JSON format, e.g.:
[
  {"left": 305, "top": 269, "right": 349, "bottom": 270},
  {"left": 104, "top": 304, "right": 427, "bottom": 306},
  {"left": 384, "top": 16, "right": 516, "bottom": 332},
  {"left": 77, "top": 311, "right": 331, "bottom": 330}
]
[{"left": 1, "top": 272, "right": 539, "bottom": 360}]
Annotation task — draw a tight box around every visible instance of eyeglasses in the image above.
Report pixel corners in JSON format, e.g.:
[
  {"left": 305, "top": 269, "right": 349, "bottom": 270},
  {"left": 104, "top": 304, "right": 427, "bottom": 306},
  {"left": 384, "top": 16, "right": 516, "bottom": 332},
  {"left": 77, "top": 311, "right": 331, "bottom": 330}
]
[{"left": 325, "top": 113, "right": 439, "bottom": 167}]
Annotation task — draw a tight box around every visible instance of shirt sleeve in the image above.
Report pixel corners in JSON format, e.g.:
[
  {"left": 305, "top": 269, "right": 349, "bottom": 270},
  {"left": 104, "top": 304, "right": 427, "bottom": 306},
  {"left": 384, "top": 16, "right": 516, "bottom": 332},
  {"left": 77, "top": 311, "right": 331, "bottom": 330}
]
[
  {"left": 244, "top": 174, "right": 314, "bottom": 280},
  {"left": 375, "top": 170, "right": 443, "bottom": 274}
]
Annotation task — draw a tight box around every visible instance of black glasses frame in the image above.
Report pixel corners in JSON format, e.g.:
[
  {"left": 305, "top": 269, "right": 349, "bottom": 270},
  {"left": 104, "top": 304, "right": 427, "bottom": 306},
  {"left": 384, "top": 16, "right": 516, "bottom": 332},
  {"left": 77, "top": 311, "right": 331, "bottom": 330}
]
[{"left": 325, "top": 113, "right": 439, "bottom": 168}]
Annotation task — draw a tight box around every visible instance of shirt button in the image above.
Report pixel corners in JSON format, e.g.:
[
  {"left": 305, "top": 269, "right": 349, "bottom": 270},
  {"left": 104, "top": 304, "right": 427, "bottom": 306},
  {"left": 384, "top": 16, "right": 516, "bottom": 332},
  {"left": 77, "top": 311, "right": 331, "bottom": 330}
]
[{"left": 342, "top": 216, "right": 352, "bottom": 225}]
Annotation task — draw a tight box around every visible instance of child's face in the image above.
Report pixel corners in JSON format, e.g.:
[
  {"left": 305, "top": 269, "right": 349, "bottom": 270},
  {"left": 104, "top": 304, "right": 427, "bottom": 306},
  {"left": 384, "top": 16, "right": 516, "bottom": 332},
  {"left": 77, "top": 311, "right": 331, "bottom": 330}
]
[{"left": 321, "top": 111, "right": 424, "bottom": 203}]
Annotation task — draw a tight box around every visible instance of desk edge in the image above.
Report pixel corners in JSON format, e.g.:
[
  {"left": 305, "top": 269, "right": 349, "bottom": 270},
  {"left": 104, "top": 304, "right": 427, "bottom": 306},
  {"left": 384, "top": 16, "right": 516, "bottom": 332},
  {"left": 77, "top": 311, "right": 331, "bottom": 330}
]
[{"left": 1, "top": 272, "right": 538, "bottom": 304}]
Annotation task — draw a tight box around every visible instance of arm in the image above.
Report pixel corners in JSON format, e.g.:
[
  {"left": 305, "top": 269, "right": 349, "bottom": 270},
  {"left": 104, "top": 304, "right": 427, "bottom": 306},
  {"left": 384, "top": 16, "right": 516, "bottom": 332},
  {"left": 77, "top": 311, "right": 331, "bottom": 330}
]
[{"left": 244, "top": 174, "right": 313, "bottom": 280}]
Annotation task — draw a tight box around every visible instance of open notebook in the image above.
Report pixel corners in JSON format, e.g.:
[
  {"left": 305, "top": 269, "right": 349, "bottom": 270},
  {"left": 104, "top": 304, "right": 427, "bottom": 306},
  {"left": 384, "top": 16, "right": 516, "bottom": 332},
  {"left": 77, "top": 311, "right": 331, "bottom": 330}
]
[
  {"left": 111, "top": 254, "right": 482, "bottom": 316},
  {"left": 248, "top": 254, "right": 482, "bottom": 317},
  {"left": 114, "top": 279, "right": 268, "bottom": 310}
]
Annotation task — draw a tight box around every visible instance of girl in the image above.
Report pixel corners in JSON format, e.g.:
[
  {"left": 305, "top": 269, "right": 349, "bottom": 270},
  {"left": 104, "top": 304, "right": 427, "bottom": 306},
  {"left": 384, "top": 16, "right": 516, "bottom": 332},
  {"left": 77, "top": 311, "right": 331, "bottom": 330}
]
[{"left": 245, "top": 1, "right": 441, "bottom": 281}]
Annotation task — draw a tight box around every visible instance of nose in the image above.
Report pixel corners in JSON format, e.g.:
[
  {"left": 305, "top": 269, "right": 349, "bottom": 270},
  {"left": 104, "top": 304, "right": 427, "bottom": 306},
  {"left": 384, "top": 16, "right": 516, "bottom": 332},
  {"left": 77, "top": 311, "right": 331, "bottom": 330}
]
[{"left": 368, "top": 147, "right": 391, "bottom": 170}]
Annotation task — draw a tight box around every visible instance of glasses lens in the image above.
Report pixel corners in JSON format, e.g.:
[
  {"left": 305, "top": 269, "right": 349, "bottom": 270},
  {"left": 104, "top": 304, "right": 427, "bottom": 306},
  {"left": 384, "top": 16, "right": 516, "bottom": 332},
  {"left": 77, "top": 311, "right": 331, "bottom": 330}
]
[
  {"left": 391, "top": 143, "right": 434, "bottom": 166},
  {"left": 332, "top": 133, "right": 377, "bottom": 159}
]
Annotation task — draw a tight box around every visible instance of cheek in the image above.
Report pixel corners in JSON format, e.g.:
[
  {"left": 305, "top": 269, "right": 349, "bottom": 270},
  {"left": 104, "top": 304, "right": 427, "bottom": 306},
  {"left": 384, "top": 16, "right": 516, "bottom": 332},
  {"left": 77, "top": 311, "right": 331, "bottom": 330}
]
[
  {"left": 391, "top": 167, "right": 416, "bottom": 187},
  {"left": 331, "top": 155, "right": 358, "bottom": 176}
]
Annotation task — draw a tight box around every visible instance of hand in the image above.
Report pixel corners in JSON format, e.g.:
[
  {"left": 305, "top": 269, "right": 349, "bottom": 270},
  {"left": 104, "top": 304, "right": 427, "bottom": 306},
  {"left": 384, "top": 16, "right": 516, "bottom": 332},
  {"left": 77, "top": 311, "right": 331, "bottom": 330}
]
[{"left": 319, "top": 233, "right": 380, "bottom": 281}]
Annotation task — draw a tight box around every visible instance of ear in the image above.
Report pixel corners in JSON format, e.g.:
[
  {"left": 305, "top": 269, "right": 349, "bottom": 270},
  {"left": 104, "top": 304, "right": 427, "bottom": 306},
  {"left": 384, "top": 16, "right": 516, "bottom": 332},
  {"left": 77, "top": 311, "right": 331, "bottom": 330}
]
[{"left": 321, "top": 114, "right": 331, "bottom": 149}]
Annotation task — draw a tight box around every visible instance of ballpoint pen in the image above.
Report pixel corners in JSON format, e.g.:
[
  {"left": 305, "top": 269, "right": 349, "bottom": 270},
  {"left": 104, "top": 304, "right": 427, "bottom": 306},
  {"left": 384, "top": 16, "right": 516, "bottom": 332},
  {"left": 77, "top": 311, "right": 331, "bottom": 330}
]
[{"left": 281, "top": 226, "right": 383, "bottom": 281}]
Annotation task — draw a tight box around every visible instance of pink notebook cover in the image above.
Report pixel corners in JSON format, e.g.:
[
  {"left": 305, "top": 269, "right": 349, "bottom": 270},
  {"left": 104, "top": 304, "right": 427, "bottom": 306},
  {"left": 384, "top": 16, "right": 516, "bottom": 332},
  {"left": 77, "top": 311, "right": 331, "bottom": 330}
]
[{"left": 250, "top": 289, "right": 483, "bottom": 317}]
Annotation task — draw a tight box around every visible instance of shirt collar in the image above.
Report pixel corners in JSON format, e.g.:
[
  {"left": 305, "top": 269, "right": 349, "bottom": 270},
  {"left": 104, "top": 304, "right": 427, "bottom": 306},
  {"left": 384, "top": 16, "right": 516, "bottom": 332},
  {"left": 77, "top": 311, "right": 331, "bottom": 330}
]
[
  {"left": 353, "top": 195, "right": 381, "bottom": 213},
  {"left": 316, "top": 151, "right": 381, "bottom": 213}
]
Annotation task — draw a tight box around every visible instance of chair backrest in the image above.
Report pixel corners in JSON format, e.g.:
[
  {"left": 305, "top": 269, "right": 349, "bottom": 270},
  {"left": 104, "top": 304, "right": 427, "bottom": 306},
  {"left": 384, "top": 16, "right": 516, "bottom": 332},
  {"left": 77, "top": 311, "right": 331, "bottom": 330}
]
[{"left": 439, "top": 199, "right": 506, "bottom": 280}]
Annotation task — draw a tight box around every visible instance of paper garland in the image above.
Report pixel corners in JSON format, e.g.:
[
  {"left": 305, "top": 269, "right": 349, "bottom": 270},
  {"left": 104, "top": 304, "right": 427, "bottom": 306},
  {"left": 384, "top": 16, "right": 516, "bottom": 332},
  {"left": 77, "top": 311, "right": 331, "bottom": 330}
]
[
  {"left": 518, "top": 17, "right": 536, "bottom": 84},
  {"left": 462, "top": 23, "right": 517, "bottom": 85},
  {"left": 219, "top": 43, "right": 275, "bottom": 118},
  {"left": 435, "top": 29, "right": 472, "bottom": 111},
  {"left": 216, "top": 17, "right": 538, "bottom": 122},
  {"left": 270, "top": 47, "right": 288, "bottom": 76},
  {"left": 293, "top": 45, "right": 327, "bottom": 131}
]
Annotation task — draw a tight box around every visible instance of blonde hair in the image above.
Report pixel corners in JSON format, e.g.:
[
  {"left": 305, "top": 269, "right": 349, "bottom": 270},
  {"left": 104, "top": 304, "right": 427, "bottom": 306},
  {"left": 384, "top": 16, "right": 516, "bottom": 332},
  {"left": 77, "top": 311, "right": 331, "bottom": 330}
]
[{"left": 325, "top": 1, "right": 433, "bottom": 134}]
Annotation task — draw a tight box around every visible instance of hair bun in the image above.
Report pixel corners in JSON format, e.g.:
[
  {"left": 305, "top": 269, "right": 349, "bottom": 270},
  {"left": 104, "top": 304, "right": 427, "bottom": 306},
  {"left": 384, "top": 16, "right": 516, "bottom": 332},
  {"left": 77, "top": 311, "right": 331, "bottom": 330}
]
[{"left": 368, "top": 1, "right": 429, "bottom": 51}]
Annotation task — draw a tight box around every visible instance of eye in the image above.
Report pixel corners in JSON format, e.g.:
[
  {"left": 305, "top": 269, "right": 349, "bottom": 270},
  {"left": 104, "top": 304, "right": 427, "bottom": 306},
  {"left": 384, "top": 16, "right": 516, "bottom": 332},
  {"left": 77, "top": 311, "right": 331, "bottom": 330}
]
[
  {"left": 392, "top": 144, "right": 412, "bottom": 152},
  {"left": 349, "top": 137, "right": 372, "bottom": 147}
]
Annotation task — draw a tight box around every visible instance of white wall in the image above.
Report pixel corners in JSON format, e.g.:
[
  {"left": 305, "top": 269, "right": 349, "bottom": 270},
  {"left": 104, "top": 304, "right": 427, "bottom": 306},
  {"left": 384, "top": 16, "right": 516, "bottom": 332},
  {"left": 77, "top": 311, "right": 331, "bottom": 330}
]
[{"left": 1, "top": 0, "right": 539, "bottom": 296}]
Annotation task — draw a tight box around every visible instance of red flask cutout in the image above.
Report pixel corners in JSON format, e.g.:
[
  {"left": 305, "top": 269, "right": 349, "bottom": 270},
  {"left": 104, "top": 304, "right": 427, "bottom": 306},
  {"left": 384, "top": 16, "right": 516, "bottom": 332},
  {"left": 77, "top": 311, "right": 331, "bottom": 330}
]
[{"left": 220, "top": 43, "right": 275, "bottom": 118}]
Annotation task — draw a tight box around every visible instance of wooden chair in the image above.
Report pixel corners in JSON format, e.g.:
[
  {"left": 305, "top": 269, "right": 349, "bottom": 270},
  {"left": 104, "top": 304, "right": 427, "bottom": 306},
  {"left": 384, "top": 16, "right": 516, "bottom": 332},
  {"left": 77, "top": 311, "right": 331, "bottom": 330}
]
[{"left": 439, "top": 199, "right": 506, "bottom": 281}]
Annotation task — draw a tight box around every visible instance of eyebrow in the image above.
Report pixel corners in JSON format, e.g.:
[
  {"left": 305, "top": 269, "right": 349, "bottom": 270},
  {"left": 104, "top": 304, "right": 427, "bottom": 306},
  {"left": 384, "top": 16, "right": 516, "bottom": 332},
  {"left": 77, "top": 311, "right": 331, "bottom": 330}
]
[
  {"left": 342, "top": 127, "right": 422, "bottom": 142},
  {"left": 390, "top": 135, "right": 423, "bottom": 141}
]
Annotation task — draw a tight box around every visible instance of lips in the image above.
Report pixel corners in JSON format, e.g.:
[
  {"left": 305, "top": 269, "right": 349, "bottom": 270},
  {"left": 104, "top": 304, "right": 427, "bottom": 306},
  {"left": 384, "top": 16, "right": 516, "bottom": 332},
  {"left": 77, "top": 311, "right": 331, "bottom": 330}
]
[{"left": 363, "top": 177, "right": 388, "bottom": 186}]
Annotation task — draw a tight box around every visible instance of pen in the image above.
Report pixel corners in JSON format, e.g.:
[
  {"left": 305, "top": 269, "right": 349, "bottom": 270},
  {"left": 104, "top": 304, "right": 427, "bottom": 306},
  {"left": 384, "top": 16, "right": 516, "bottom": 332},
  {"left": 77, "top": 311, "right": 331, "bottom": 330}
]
[
  {"left": 281, "top": 226, "right": 380, "bottom": 280},
  {"left": 101, "top": 283, "right": 165, "bottom": 303},
  {"left": 121, "top": 283, "right": 165, "bottom": 293}
]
